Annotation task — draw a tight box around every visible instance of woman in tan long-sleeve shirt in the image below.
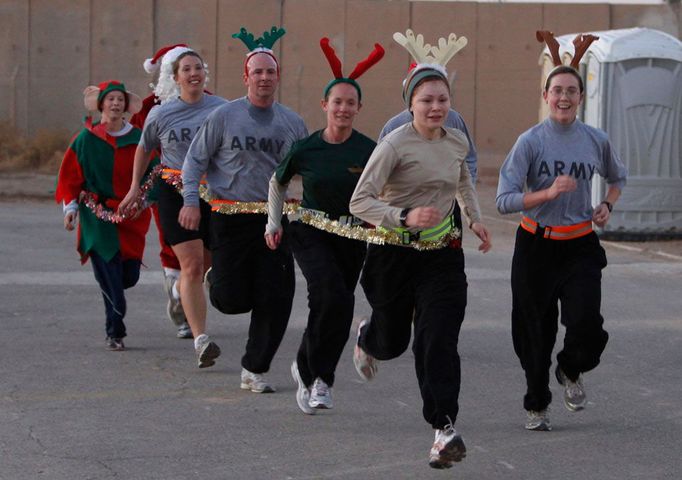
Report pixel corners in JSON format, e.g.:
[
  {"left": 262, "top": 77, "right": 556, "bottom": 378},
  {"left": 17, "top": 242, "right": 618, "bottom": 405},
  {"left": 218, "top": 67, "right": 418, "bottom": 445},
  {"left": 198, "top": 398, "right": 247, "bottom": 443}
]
[{"left": 349, "top": 59, "right": 491, "bottom": 469}]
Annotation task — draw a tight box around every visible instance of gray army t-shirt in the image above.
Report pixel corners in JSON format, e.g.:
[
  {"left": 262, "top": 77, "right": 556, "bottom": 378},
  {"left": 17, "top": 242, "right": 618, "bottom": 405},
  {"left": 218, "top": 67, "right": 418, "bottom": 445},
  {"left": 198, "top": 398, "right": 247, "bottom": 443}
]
[{"left": 140, "top": 94, "right": 227, "bottom": 170}]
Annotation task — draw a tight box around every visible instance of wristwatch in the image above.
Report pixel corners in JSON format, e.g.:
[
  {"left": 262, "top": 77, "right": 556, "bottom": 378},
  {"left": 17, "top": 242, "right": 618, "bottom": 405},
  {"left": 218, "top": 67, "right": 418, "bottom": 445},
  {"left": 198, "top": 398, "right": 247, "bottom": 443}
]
[
  {"left": 400, "top": 208, "right": 411, "bottom": 227},
  {"left": 601, "top": 201, "right": 613, "bottom": 212}
]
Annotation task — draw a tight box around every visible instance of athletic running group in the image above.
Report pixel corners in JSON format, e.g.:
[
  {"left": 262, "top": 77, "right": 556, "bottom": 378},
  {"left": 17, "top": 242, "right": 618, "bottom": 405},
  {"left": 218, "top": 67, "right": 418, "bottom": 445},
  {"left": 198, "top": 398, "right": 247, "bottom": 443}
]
[{"left": 55, "top": 26, "right": 627, "bottom": 469}]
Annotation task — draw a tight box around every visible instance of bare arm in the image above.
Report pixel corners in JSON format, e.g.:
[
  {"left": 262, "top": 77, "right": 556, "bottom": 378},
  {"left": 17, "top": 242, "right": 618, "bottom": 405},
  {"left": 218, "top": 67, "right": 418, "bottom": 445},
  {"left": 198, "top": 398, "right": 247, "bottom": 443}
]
[
  {"left": 118, "top": 144, "right": 153, "bottom": 214},
  {"left": 592, "top": 185, "right": 621, "bottom": 227},
  {"left": 522, "top": 174, "right": 577, "bottom": 210}
]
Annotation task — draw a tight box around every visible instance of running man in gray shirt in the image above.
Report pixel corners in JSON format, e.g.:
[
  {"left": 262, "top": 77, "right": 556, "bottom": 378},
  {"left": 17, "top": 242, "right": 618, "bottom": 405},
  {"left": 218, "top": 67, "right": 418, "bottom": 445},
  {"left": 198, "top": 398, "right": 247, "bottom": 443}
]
[{"left": 181, "top": 36, "right": 308, "bottom": 393}]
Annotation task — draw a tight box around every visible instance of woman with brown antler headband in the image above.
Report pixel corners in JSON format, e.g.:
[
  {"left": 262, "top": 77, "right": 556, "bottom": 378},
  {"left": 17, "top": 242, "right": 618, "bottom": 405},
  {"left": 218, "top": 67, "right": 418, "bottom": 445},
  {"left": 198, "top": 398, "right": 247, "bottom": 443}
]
[
  {"left": 350, "top": 29, "right": 491, "bottom": 469},
  {"left": 265, "top": 37, "right": 384, "bottom": 415},
  {"left": 497, "top": 31, "right": 627, "bottom": 432}
]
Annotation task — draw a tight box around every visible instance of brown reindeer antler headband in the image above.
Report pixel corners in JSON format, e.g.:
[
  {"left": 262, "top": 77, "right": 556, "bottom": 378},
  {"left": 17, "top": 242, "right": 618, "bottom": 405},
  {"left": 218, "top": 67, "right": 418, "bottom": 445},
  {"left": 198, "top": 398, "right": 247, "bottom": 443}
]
[
  {"left": 537, "top": 30, "right": 599, "bottom": 90},
  {"left": 536, "top": 30, "right": 599, "bottom": 68}
]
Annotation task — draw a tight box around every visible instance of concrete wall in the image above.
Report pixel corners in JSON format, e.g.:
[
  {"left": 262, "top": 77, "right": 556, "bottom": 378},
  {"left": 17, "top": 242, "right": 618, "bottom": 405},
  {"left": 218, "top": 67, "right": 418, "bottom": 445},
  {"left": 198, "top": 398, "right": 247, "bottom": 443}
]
[{"left": 1, "top": 0, "right": 679, "bottom": 177}]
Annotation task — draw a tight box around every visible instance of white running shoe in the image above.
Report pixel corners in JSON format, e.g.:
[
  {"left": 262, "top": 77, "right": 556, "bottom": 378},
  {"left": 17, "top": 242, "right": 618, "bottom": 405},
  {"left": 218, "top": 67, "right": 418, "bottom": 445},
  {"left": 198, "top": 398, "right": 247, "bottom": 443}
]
[
  {"left": 290, "top": 361, "right": 315, "bottom": 415},
  {"left": 309, "top": 378, "right": 333, "bottom": 409},
  {"left": 163, "top": 273, "right": 186, "bottom": 327},
  {"left": 428, "top": 424, "right": 467, "bottom": 469},
  {"left": 194, "top": 334, "right": 220, "bottom": 368},
  {"left": 241, "top": 368, "right": 275, "bottom": 393},
  {"left": 353, "top": 318, "right": 377, "bottom": 381},
  {"left": 176, "top": 322, "right": 193, "bottom": 339},
  {"left": 525, "top": 409, "right": 552, "bottom": 431},
  {"left": 556, "top": 366, "right": 586, "bottom": 412}
]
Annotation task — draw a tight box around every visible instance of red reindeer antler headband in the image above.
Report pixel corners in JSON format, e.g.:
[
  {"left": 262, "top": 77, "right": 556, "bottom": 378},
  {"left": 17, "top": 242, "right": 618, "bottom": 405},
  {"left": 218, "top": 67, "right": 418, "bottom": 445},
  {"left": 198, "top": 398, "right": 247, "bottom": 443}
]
[{"left": 320, "top": 37, "right": 385, "bottom": 101}]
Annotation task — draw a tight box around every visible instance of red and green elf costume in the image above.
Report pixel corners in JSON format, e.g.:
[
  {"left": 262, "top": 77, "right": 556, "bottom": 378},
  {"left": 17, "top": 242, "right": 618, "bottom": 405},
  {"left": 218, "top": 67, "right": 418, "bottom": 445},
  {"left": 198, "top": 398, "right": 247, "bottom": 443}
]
[{"left": 55, "top": 118, "right": 152, "bottom": 264}]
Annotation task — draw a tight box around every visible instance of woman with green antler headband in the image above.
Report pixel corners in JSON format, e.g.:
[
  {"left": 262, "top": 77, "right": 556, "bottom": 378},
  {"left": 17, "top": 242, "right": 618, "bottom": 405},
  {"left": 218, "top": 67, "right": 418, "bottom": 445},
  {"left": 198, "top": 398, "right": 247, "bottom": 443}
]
[
  {"left": 265, "top": 37, "right": 384, "bottom": 415},
  {"left": 349, "top": 29, "right": 491, "bottom": 470}
]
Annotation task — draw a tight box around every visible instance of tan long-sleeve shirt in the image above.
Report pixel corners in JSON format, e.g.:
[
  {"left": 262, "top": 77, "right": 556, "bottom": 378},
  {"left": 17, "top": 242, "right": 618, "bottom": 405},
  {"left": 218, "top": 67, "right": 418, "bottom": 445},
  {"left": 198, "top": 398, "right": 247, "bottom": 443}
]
[{"left": 349, "top": 123, "right": 481, "bottom": 230}]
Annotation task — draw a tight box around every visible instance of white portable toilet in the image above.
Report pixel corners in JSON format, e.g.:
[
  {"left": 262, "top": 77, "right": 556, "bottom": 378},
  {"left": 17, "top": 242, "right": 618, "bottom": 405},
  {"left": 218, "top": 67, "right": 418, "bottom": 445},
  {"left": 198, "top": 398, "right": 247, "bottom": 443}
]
[{"left": 540, "top": 28, "right": 682, "bottom": 238}]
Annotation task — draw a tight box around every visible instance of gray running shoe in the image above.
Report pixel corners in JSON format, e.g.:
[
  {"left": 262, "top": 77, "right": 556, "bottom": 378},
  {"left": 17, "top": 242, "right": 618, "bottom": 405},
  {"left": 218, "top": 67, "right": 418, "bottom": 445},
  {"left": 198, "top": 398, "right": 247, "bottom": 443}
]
[
  {"left": 291, "top": 361, "right": 315, "bottom": 415},
  {"left": 176, "top": 322, "right": 193, "bottom": 339},
  {"left": 240, "top": 368, "right": 275, "bottom": 393},
  {"left": 556, "top": 366, "right": 586, "bottom": 412},
  {"left": 194, "top": 334, "right": 220, "bottom": 368},
  {"left": 105, "top": 337, "right": 125, "bottom": 351},
  {"left": 353, "top": 318, "right": 377, "bottom": 381},
  {"left": 525, "top": 409, "right": 552, "bottom": 431},
  {"left": 163, "top": 273, "right": 186, "bottom": 327},
  {"left": 309, "top": 378, "right": 333, "bottom": 409},
  {"left": 428, "top": 425, "right": 466, "bottom": 469}
]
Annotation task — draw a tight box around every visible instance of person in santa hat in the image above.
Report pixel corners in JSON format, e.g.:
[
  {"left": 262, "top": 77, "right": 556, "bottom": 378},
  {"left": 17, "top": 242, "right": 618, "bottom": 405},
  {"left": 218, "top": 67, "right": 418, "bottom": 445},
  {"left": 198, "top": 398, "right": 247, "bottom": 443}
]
[
  {"left": 119, "top": 45, "right": 227, "bottom": 368},
  {"left": 128, "top": 43, "right": 191, "bottom": 340}
]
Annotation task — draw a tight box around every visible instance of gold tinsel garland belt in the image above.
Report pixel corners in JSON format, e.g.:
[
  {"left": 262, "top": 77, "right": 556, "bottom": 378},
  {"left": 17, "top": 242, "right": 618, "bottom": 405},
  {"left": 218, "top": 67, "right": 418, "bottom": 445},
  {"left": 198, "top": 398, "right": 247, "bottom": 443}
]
[
  {"left": 297, "top": 209, "right": 462, "bottom": 251},
  {"left": 80, "top": 164, "right": 163, "bottom": 223},
  {"left": 208, "top": 198, "right": 301, "bottom": 215},
  {"left": 161, "top": 168, "right": 207, "bottom": 193}
]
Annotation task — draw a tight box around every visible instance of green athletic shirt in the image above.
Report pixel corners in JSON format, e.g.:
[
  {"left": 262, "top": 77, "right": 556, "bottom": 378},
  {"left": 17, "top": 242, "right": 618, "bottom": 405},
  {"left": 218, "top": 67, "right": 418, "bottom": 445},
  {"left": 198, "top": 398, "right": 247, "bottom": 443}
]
[{"left": 275, "top": 129, "right": 376, "bottom": 218}]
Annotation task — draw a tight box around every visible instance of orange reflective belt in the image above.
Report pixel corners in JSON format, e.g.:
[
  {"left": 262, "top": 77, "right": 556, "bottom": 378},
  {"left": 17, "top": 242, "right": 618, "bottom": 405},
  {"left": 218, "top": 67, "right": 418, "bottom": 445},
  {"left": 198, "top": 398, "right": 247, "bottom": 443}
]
[
  {"left": 520, "top": 216, "right": 592, "bottom": 241},
  {"left": 161, "top": 168, "right": 207, "bottom": 185}
]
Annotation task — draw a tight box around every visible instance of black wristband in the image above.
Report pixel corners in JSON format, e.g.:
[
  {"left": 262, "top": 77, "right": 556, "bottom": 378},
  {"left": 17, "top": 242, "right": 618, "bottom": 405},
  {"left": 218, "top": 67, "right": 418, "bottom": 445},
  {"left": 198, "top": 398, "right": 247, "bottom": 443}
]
[
  {"left": 400, "top": 208, "right": 411, "bottom": 227},
  {"left": 601, "top": 201, "right": 613, "bottom": 213}
]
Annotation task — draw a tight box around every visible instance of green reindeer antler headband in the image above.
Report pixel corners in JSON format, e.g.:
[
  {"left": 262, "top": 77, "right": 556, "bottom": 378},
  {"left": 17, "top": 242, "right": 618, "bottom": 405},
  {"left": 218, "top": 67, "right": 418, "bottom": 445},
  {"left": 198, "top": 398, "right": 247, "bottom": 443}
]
[{"left": 232, "top": 26, "right": 286, "bottom": 75}]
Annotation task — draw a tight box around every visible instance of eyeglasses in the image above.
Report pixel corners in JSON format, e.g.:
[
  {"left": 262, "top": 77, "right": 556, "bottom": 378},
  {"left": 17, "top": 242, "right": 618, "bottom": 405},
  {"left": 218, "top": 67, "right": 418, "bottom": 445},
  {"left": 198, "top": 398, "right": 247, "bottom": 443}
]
[{"left": 547, "top": 87, "right": 581, "bottom": 98}]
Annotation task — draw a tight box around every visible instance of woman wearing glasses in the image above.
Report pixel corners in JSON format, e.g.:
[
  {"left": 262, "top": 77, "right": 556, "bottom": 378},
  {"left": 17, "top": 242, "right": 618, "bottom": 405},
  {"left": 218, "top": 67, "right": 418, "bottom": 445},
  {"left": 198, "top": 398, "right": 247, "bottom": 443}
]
[{"left": 496, "top": 32, "right": 627, "bottom": 432}]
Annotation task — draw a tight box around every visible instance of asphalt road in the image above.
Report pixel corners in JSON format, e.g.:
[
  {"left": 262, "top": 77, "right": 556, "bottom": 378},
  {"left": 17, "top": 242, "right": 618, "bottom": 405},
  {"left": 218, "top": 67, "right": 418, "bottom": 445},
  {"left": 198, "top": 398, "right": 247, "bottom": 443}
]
[{"left": 1, "top": 187, "right": 681, "bottom": 479}]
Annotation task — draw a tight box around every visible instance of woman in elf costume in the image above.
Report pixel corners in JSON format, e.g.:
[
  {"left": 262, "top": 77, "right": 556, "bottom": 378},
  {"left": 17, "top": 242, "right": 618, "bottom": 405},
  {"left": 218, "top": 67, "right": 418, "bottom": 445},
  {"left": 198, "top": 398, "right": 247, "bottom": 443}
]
[
  {"left": 265, "top": 37, "right": 383, "bottom": 414},
  {"left": 56, "top": 81, "right": 153, "bottom": 351},
  {"left": 349, "top": 30, "right": 491, "bottom": 469}
]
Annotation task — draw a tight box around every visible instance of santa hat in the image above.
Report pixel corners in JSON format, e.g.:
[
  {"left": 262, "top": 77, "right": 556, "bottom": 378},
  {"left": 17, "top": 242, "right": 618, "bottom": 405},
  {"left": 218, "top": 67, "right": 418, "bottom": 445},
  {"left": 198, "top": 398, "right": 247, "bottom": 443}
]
[
  {"left": 143, "top": 43, "right": 189, "bottom": 74},
  {"left": 83, "top": 80, "right": 142, "bottom": 114},
  {"left": 393, "top": 29, "right": 467, "bottom": 107},
  {"left": 232, "top": 26, "right": 286, "bottom": 76},
  {"left": 144, "top": 44, "right": 209, "bottom": 104},
  {"left": 319, "top": 37, "right": 384, "bottom": 101}
]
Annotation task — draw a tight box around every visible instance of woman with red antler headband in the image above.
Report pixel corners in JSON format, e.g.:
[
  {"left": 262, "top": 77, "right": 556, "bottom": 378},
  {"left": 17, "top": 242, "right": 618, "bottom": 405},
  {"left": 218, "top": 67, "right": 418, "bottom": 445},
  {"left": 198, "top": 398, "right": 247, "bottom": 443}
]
[
  {"left": 349, "top": 29, "right": 491, "bottom": 469},
  {"left": 265, "top": 37, "right": 384, "bottom": 415},
  {"left": 497, "top": 31, "right": 627, "bottom": 432},
  {"left": 55, "top": 81, "right": 151, "bottom": 352}
]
